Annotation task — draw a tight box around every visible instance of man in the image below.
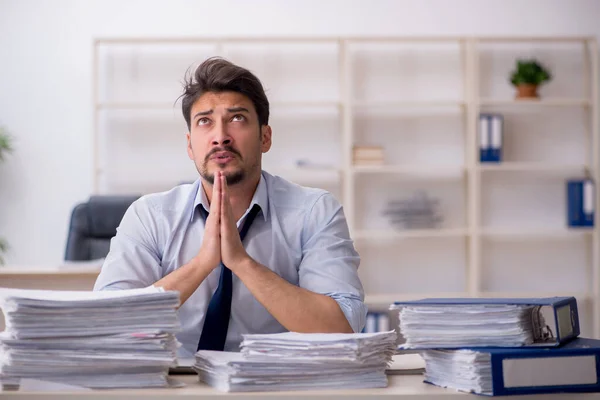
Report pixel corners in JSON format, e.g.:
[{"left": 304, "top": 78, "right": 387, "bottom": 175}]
[{"left": 94, "top": 57, "right": 367, "bottom": 357}]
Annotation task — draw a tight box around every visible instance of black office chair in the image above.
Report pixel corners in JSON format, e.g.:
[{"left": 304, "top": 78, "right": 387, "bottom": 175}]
[{"left": 64, "top": 195, "right": 140, "bottom": 261}]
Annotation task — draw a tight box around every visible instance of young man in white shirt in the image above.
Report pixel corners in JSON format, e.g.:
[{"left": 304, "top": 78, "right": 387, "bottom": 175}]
[{"left": 94, "top": 57, "right": 367, "bottom": 357}]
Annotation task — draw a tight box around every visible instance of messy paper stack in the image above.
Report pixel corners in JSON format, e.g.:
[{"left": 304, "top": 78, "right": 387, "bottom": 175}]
[
  {"left": 194, "top": 331, "right": 397, "bottom": 392},
  {"left": 0, "top": 286, "right": 180, "bottom": 389}
]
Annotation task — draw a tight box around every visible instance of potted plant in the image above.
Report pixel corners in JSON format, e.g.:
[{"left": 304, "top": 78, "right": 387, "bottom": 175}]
[
  {"left": 509, "top": 59, "right": 552, "bottom": 99},
  {"left": 0, "top": 126, "right": 13, "bottom": 265}
]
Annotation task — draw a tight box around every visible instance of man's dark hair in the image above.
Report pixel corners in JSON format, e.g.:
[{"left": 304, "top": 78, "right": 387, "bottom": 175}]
[{"left": 180, "top": 57, "right": 270, "bottom": 130}]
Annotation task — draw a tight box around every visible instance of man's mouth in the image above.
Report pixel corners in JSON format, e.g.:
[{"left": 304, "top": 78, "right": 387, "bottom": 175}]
[{"left": 210, "top": 151, "right": 236, "bottom": 162}]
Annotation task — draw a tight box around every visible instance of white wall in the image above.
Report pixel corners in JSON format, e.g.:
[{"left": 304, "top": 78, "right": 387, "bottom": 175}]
[{"left": 1, "top": 0, "right": 599, "bottom": 265}]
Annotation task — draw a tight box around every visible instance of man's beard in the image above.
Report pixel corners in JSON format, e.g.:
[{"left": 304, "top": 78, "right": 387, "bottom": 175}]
[{"left": 200, "top": 167, "right": 245, "bottom": 185}]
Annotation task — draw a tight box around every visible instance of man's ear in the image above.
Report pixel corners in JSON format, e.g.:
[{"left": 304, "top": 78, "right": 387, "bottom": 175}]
[
  {"left": 186, "top": 132, "right": 194, "bottom": 160},
  {"left": 261, "top": 125, "right": 272, "bottom": 153}
]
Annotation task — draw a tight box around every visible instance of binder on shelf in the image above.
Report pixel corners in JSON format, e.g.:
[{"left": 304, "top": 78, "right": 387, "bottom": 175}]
[
  {"left": 363, "top": 311, "right": 391, "bottom": 333},
  {"left": 479, "top": 114, "right": 503, "bottom": 163},
  {"left": 567, "top": 179, "right": 595, "bottom": 228},
  {"left": 489, "top": 114, "right": 503, "bottom": 162},
  {"left": 422, "top": 338, "right": 600, "bottom": 396},
  {"left": 392, "top": 296, "right": 579, "bottom": 348},
  {"left": 479, "top": 114, "right": 491, "bottom": 162}
]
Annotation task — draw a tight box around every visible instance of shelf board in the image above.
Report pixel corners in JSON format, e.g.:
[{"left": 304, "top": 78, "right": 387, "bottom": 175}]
[
  {"left": 365, "top": 292, "right": 469, "bottom": 306},
  {"left": 366, "top": 291, "right": 591, "bottom": 306},
  {"left": 352, "top": 165, "right": 465, "bottom": 178},
  {"left": 352, "top": 100, "right": 465, "bottom": 108},
  {"left": 266, "top": 167, "right": 341, "bottom": 184},
  {"left": 479, "top": 98, "right": 591, "bottom": 107},
  {"left": 478, "top": 162, "right": 588, "bottom": 174},
  {"left": 481, "top": 291, "right": 591, "bottom": 300},
  {"left": 96, "top": 101, "right": 341, "bottom": 110},
  {"left": 354, "top": 228, "right": 468, "bottom": 240},
  {"left": 481, "top": 228, "right": 593, "bottom": 239}
]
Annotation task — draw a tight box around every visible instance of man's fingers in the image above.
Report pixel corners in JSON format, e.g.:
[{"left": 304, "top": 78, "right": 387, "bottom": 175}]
[{"left": 212, "top": 171, "right": 221, "bottom": 222}]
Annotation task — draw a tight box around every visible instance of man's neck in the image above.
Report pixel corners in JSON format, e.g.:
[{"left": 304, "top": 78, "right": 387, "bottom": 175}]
[{"left": 203, "top": 171, "right": 261, "bottom": 222}]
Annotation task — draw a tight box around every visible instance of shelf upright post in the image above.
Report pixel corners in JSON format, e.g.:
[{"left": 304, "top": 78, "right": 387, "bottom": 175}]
[
  {"left": 589, "top": 38, "right": 600, "bottom": 338},
  {"left": 466, "top": 38, "right": 481, "bottom": 297},
  {"left": 340, "top": 39, "right": 355, "bottom": 233},
  {"left": 92, "top": 39, "right": 100, "bottom": 194}
]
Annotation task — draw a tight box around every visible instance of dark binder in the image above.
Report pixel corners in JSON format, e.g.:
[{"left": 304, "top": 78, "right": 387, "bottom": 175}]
[
  {"left": 393, "top": 296, "right": 579, "bottom": 347},
  {"left": 423, "top": 338, "right": 600, "bottom": 396}
]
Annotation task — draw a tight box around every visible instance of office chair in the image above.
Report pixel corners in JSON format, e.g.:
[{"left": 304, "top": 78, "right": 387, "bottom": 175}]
[{"left": 64, "top": 195, "right": 140, "bottom": 261}]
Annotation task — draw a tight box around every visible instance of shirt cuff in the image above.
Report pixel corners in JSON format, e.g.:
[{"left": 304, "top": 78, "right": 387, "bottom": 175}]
[{"left": 327, "top": 293, "right": 367, "bottom": 333}]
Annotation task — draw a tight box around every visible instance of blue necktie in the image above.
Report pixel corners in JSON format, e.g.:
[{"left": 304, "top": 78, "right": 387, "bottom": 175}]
[{"left": 197, "top": 204, "right": 261, "bottom": 351}]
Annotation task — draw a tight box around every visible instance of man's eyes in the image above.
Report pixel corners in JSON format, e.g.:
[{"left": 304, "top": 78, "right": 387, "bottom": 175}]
[{"left": 196, "top": 115, "right": 246, "bottom": 126}]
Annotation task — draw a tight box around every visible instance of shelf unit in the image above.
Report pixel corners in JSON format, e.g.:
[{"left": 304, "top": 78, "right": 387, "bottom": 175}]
[{"left": 93, "top": 36, "right": 599, "bottom": 337}]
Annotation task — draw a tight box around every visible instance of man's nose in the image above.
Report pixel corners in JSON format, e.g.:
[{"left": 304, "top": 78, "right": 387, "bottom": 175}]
[{"left": 212, "top": 123, "right": 231, "bottom": 146}]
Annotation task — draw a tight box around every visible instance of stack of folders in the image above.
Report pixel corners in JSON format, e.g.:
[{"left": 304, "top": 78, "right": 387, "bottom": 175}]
[
  {"left": 194, "top": 331, "right": 397, "bottom": 392},
  {"left": 391, "top": 297, "right": 600, "bottom": 396},
  {"left": 0, "top": 286, "right": 180, "bottom": 389}
]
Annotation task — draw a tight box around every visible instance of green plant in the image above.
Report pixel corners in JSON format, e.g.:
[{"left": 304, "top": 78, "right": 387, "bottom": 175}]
[
  {"left": 0, "top": 127, "right": 12, "bottom": 162},
  {"left": 0, "top": 126, "right": 13, "bottom": 265},
  {"left": 510, "top": 59, "right": 552, "bottom": 86},
  {"left": 0, "top": 237, "right": 7, "bottom": 265}
]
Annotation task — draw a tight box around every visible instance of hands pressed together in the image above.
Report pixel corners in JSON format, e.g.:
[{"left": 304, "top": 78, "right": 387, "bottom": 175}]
[{"left": 197, "top": 171, "right": 251, "bottom": 272}]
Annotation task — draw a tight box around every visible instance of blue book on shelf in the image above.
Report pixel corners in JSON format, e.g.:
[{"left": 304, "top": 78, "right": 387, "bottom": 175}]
[
  {"left": 567, "top": 179, "right": 595, "bottom": 228},
  {"left": 393, "top": 297, "right": 579, "bottom": 347},
  {"left": 489, "top": 114, "right": 503, "bottom": 162},
  {"left": 479, "top": 114, "right": 491, "bottom": 162},
  {"left": 479, "top": 114, "right": 503, "bottom": 163},
  {"left": 427, "top": 338, "right": 600, "bottom": 396}
]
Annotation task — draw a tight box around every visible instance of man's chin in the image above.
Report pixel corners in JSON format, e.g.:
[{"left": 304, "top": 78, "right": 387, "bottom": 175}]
[{"left": 202, "top": 168, "right": 245, "bottom": 185}]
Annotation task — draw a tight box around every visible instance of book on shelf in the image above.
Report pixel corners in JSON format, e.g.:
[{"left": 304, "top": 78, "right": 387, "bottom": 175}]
[
  {"left": 567, "top": 179, "right": 595, "bottom": 228},
  {"left": 353, "top": 145, "right": 384, "bottom": 158},
  {"left": 390, "top": 296, "right": 579, "bottom": 349},
  {"left": 353, "top": 158, "right": 384, "bottom": 166},
  {"left": 353, "top": 145, "right": 385, "bottom": 166},
  {"left": 421, "top": 338, "right": 600, "bottom": 396},
  {"left": 479, "top": 113, "right": 503, "bottom": 163}
]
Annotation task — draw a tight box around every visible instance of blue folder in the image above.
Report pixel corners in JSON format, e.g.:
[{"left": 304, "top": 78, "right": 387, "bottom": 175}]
[
  {"left": 567, "top": 179, "right": 595, "bottom": 228},
  {"left": 393, "top": 297, "right": 579, "bottom": 347},
  {"left": 428, "top": 338, "right": 600, "bottom": 396}
]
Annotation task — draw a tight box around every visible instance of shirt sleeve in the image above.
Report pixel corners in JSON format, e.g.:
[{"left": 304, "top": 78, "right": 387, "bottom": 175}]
[
  {"left": 93, "top": 197, "right": 163, "bottom": 291},
  {"left": 298, "top": 192, "right": 367, "bottom": 333}
]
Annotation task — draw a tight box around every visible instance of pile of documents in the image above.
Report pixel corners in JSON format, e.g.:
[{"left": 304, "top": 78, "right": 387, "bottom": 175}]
[
  {"left": 392, "top": 303, "right": 536, "bottom": 348},
  {"left": 0, "top": 286, "right": 180, "bottom": 389},
  {"left": 194, "top": 331, "right": 397, "bottom": 392},
  {"left": 390, "top": 297, "right": 600, "bottom": 396},
  {"left": 420, "top": 349, "right": 493, "bottom": 394}
]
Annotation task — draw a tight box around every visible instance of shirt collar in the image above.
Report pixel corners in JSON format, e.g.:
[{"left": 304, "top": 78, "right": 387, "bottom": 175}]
[{"left": 190, "top": 172, "right": 269, "bottom": 222}]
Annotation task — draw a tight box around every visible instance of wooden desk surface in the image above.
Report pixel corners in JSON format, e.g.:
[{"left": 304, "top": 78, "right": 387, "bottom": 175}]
[{"left": 3, "top": 374, "right": 600, "bottom": 400}]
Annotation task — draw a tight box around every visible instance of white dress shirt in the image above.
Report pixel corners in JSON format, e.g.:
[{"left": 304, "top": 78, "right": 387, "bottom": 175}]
[{"left": 94, "top": 170, "right": 367, "bottom": 357}]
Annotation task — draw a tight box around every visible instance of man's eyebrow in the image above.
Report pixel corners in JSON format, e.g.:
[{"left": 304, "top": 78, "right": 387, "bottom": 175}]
[
  {"left": 226, "top": 107, "right": 250, "bottom": 113},
  {"left": 192, "top": 110, "right": 213, "bottom": 119}
]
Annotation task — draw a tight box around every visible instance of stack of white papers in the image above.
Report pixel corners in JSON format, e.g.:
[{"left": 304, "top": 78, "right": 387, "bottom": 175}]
[
  {"left": 420, "top": 350, "right": 493, "bottom": 395},
  {"left": 394, "top": 304, "right": 535, "bottom": 349},
  {"left": 194, "top": 331, "right": 397, "bottom": 392},
  {"left": 0, "top": 286, "right": 180, "bottom": 389}
]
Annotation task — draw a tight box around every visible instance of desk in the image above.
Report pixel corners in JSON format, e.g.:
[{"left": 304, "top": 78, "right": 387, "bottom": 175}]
[
  {"left": 3, "top": 375, "right": 600, "bottom": 400},
  {"left": 0, "top": 266, "right": 100, "bottom": 290}
]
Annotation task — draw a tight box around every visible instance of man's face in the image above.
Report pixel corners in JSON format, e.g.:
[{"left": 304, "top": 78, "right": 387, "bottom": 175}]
[{"left": 186, "top": 91, "right": 272, "bottom": 185}]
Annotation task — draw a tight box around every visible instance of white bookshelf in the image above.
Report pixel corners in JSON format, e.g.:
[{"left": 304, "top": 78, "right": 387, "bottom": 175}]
[{"left": 93, "top": 36, "right": 599, "bottom": 338}]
